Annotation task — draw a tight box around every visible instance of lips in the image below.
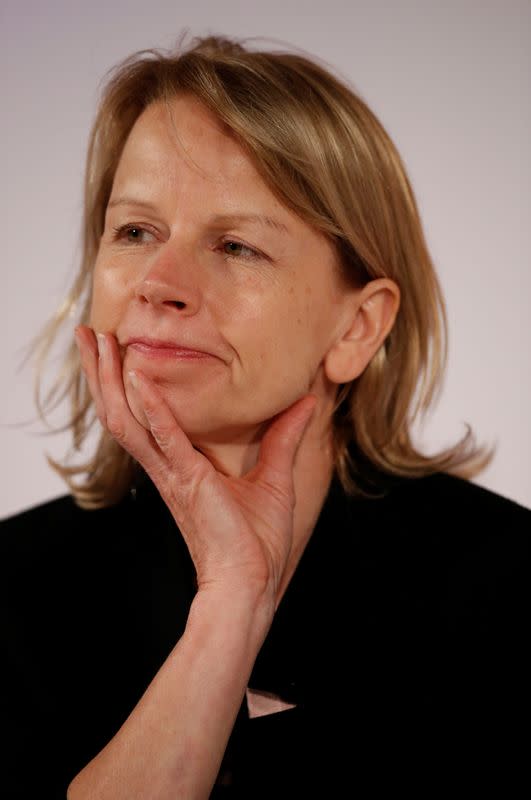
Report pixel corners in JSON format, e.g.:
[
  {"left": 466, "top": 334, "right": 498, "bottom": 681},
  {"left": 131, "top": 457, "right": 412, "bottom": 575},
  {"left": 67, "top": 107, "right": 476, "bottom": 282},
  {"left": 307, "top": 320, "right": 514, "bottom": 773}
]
[{"left": 123, "top": 337, "right": 218, "bottom": 360}]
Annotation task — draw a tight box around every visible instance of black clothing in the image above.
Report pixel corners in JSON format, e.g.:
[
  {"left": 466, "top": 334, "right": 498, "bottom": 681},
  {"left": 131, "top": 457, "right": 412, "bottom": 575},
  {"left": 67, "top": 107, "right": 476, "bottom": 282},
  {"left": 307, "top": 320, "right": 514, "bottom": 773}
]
[{"left": 2, "top": 469, "right": 530, "bottom": 798}]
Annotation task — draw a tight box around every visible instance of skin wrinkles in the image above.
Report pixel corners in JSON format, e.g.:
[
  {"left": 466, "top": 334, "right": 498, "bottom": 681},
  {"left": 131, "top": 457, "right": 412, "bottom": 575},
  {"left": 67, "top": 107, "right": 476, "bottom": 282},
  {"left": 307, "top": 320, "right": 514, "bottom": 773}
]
[
  {"left": 107, "top": 198, "right": 292, "bottom": 240},
  {"left": 90, "top": 96, "right": 357, "bottom": 474}
]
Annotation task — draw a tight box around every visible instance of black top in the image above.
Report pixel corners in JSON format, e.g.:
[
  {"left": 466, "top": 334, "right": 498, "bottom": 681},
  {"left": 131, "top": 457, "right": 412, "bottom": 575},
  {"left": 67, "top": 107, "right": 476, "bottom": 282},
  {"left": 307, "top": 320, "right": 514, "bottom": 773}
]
[{"left": 1, "top": 468, "right": 530, "bottom": 798}]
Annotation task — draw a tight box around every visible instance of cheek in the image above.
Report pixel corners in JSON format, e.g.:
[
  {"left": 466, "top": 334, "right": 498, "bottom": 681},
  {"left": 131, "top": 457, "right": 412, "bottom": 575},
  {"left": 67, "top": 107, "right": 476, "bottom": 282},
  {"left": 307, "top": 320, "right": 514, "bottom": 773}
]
[
  {"left": 89, "top": 266, "right": 128, "bottom": 331},
  {"left": 239, "top": 294, "right": 317, "bottom": 372}
]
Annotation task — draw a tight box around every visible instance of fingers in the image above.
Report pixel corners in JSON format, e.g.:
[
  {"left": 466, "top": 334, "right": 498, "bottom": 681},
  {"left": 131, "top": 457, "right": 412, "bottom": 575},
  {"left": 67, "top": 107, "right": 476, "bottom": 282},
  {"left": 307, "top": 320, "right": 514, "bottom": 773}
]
[
  {"left": 74, "top": 325, "right": 206, "bottom": 491},
  {"left": 127, "top": 369, "right": 205, "bottom": 483},
  {"left": 256, "top": 394, "right": 317, "bottom": 491},
  {"left": 75, "top": 324, "right": 316, "bottom": 516},
  {"left": 74, "top": 325, "right": 163, "bottom": 477},
  {"left": 74, "top": 325, "right": 105, "bottom": 423}
]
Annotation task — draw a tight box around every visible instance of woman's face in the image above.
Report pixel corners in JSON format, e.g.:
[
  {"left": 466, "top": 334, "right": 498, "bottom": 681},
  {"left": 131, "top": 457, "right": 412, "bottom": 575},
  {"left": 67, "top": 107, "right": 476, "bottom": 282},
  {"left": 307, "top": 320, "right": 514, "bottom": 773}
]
[{"left": 90, "top": 95, "right": 354, "bottom": 445}]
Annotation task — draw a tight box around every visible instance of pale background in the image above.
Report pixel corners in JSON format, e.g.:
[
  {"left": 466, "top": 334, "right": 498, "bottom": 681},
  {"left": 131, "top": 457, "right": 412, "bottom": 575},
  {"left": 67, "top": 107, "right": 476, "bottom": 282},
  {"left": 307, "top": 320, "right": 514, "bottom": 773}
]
[{"left": 2, "top": 0, "right": 530, "bottom": 518}]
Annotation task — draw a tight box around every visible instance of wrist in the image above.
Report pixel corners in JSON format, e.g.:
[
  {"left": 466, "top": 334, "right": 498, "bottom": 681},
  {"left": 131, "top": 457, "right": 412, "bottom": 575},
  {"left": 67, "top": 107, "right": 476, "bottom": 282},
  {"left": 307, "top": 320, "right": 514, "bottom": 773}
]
[{"left": 189, "top": 582, "right": 276, "bottom": 646}]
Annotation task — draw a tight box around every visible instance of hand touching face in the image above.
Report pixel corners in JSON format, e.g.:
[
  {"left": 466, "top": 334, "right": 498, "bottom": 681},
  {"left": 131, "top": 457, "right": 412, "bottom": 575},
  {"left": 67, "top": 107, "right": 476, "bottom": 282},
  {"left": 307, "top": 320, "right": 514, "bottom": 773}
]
[{"left": 90, "top": 95, "right": 350, "bottom": 454}]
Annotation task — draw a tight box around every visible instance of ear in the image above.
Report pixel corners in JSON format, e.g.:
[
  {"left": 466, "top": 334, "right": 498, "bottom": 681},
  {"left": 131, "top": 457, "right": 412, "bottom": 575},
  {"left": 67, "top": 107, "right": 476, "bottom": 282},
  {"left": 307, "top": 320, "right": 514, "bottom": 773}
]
[{"left": 324, "top": 278, "right": 400, "bottom": 384}]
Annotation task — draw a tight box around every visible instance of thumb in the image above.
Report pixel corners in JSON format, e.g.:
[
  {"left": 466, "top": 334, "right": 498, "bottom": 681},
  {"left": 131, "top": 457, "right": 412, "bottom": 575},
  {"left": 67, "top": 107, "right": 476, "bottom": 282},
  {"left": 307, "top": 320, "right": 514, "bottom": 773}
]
[{"left": 257, "top": 394, "right": 317, "bottom": 485}]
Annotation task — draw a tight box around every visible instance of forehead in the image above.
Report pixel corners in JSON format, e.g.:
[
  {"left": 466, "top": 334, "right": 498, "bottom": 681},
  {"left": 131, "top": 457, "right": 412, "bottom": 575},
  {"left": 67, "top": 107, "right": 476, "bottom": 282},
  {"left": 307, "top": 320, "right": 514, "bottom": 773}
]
[
  {"left": 114, "top": 96, "right": 274, "bottom": 202},
  {"left": 111, "top": 94, "right": 343, "bottom": 283}
]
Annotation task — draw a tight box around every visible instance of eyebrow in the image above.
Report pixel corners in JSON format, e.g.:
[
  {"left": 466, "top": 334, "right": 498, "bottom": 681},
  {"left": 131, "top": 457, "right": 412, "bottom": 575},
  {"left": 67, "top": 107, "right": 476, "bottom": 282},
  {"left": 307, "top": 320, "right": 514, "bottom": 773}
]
[
  {"left": 209, "top": 213, "right": 291, "bottom": 237},
  {"left": 107, "top": 197, "right": 291, "bottom": 236}
]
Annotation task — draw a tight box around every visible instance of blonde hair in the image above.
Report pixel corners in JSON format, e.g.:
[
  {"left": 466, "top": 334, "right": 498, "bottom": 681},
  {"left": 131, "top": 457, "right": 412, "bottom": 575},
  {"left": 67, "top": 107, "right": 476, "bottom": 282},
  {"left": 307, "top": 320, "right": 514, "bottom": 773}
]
[{"left": 33, "top": 33, "right": 493, "bottom": 508}]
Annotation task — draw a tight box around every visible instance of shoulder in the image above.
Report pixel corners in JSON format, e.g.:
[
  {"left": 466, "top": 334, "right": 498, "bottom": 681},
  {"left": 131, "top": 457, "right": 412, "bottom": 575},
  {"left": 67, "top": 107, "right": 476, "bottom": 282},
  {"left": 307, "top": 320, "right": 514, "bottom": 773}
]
[
  {"left": 2, "top": 492, "right": 90, "bottom": 533},
  {"left": 386, "top": 470, "right": 529, "bottom": 513},
  {"left": 377, "top": 468, "right": 527, "bottom": 546},
  {"left": 0, "top": 477, "right": 191, "bottom": 594},
  {"left": 0, "top": 495, "right": 136, "bottom": 624},
  {"left": 350, "top": 470, "right": 530, "bottom": 545},
  {"left": 0, "top": 476, "right": 176, "bottom": 585},
  {"left": 393, "top": 471, "right": 530, "bottom": 584},
  {"left": 316, "top": 470, "right": 530, "bottom": 620},
  {"left": 0, "top": 491, "right": 131, "bottom": 564},
  {"left": 301, "top": 471, "right": 530, "bottom": 706},
  {"left": 0, "top": 470, "right": 173, "bottom": 550},
  {"left": 381, "top": 472, "right": 530, "bottom": 570},
  {"left": 1, "top": 494, "right": 85, "bottom": 561}
]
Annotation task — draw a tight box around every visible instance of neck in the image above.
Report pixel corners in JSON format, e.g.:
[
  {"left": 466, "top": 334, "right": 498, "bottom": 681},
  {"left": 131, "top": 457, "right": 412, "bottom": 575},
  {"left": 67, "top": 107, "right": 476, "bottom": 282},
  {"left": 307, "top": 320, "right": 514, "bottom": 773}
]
[{"left": 277, "top": 429, "right": 334, "bottom": 604}]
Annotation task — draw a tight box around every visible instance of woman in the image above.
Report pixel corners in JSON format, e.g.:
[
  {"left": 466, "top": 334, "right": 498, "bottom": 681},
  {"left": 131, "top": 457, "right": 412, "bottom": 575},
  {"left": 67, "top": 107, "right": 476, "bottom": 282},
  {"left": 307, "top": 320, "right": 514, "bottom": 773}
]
[{"left": 3, "top": 34, "right": 529, "bottom": 799}]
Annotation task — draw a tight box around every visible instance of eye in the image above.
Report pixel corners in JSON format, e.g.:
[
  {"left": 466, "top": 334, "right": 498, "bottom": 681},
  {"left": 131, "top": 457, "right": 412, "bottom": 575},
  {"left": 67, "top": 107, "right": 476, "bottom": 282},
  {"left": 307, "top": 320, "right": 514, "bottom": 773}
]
[
  {"left": 111, "top": 224, "right": 156, "bottom": 245},
  {"left": 220, "top": 240, "right": 263, "bottom": 262}
]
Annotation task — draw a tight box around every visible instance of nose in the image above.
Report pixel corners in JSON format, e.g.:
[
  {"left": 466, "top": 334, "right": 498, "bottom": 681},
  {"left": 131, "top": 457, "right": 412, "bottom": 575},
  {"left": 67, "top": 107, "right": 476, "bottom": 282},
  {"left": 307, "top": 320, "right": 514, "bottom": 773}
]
[{"left": 134, "top": 244, "right": 202, "bottom": 315}]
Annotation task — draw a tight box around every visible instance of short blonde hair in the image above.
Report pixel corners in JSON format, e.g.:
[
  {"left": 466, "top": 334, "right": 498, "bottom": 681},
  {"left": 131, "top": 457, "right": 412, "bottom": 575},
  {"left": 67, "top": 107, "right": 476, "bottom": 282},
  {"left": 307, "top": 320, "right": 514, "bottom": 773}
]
[{"left": 33, "top": 33, "right": 493, "bottom": 508}]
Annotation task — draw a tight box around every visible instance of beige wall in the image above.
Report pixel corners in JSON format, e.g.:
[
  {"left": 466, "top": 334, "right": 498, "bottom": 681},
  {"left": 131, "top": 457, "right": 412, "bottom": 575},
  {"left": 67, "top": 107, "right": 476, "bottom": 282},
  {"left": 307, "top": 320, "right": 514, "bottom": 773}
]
[{"left": 2, "top": 0, "right": 530, "bottom": 517}]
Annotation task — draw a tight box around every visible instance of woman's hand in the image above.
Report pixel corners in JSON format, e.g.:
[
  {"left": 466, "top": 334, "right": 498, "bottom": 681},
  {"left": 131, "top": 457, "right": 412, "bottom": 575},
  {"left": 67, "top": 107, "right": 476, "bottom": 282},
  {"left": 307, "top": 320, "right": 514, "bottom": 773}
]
[
  {"left": 75, "top": 325, "right": 316, "bottom": 608},
  {"left": 69, "top": 323, "right": 317, "bottom": 799}
]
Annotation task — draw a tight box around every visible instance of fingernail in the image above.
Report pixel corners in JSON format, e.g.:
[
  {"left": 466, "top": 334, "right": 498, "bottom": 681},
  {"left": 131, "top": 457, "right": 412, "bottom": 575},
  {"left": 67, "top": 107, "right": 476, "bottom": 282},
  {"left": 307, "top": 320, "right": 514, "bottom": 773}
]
[
  {"left": 128, "top": 370, "right": 138, "bottom": 389},
  {"left": 96, "top": 333, "right": 106, "bottom": 358}
]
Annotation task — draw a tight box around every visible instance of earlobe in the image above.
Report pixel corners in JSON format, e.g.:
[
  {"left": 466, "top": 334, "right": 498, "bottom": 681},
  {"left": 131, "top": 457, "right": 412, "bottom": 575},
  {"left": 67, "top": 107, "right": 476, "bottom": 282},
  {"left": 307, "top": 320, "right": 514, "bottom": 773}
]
[{"left": 324, "top": 278, "right": 400, "bottom": 385}]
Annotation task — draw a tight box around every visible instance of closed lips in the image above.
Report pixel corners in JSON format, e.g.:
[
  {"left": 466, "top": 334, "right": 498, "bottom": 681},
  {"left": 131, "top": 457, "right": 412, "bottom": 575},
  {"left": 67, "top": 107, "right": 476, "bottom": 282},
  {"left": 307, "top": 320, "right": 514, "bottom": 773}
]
[{"left": 124, "top": 337, "right": 217, "bottom": 357}]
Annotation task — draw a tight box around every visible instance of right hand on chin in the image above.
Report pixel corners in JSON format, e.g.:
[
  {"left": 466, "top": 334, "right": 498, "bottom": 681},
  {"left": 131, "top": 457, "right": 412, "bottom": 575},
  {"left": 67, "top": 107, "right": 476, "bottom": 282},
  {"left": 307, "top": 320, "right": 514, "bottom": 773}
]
[{"left": 75, "top": 324, "right": 316, "bottom": 605}]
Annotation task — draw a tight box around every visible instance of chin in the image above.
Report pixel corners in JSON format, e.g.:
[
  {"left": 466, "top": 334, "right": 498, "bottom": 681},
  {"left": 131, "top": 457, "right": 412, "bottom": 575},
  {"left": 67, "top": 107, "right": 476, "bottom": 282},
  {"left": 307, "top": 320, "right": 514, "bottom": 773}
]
[
  {"left": 125, "top": 387, "right": 274, "bottom": 455},
  {"left": 123, "top": 384, "right": 228, "bottom": 440}
]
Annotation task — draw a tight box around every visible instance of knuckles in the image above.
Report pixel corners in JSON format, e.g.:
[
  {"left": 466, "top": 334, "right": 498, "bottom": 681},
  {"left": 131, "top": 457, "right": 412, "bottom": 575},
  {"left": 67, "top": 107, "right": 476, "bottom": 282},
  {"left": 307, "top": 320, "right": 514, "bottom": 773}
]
[
  {"left": 106, "top": 412, "right": 128, "bottom": 443},
  {"left": 177, "top": 460, "right": 214, "bottom": 505},
  {"left": 150, "top": 426, "right": 173, "bottom": 451}
]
